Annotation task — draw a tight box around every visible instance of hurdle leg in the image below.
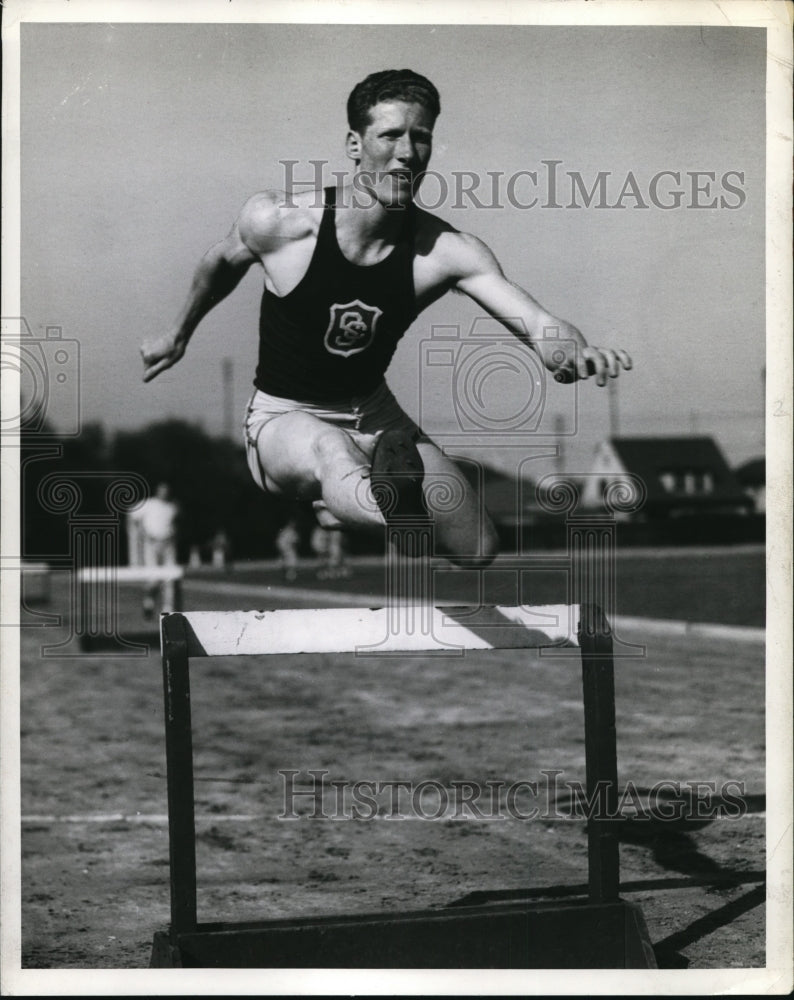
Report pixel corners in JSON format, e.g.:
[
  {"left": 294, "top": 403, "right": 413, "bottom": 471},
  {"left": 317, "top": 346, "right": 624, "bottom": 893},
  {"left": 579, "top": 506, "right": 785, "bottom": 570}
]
[
  {"left": 161, "top": 613, "right": 198, "bottom": 938},
  {"left": 579, "top": 602, "right": 620, "bottom": 903}
]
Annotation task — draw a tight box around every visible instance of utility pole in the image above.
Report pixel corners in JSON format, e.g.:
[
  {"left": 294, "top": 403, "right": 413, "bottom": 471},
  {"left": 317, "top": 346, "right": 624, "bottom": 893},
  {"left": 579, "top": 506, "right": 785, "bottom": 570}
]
[
  {"left": 222, "top": 358, "right": 234, "bottom": 440},
  {"left": 554, "top": 414, "right": 565, "bottom": 475},
  {"left": 760, "top": 366, "right": 766, "bottom": 452},
  {"left": 608, "top": 378, "right": 620, "bottom": 438}
]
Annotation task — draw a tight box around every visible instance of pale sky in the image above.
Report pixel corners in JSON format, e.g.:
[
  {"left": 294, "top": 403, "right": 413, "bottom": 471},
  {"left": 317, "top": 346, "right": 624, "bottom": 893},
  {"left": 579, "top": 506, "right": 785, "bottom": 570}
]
[{"left": 19, "top": 21, "right": 766, "bottom": 473}]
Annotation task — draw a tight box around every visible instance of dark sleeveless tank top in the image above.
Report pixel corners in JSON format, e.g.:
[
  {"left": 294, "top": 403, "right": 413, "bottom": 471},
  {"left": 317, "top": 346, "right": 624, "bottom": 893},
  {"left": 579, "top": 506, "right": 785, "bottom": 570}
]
[{"left": 254, "top": 187, "right": 417, "bottom": 402}]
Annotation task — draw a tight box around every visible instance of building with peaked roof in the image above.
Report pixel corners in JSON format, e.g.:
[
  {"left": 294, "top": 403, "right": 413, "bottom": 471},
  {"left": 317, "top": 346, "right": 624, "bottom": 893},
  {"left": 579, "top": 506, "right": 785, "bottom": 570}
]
[
  {"left": 581, "top": 436, "right": 753, "bottom": 518},
  {"left": 735, "top": 457, "right": 765, "bottom": 513}
]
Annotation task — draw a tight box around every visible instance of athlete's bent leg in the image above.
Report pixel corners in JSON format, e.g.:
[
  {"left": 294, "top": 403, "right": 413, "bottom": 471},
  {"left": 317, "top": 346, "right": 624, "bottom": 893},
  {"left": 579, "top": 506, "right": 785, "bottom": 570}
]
[
  {"left": 255, "top": 411, "right": 384, "bottom": 529},
  {"left": 417, "top": 441, "right": 499, "bottom": 568},
  {"left": 254, "top": 411, "right": 498, "bottom": 564}
]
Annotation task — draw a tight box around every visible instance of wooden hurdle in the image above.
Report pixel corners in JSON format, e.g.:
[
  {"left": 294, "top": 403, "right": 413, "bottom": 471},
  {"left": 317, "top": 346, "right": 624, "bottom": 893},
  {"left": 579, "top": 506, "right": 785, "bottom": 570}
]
[
  {"left": 66, "top": 565, "right": 184, "bottom": 654},
  {"left": 150, "top": 603, "right": 657, "bottom": 969},
  {"left": 75, "top": 564, "right": 184, "bottom": 614}
]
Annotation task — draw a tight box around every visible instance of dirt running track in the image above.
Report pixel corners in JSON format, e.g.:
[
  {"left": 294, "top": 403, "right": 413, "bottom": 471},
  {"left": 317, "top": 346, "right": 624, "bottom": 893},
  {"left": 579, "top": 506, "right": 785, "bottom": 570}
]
[{"left": 19, "top": 568, "right": 765, "bottom": 969}]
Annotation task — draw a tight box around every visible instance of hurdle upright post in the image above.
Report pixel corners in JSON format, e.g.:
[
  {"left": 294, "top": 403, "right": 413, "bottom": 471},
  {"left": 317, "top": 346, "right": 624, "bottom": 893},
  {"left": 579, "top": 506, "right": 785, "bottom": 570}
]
[
  {"left": 160, "top": 613, "right": 198, "bottom": 937},
  {"left": 579, "top": 602, "right": 620, "bottom": 903}
]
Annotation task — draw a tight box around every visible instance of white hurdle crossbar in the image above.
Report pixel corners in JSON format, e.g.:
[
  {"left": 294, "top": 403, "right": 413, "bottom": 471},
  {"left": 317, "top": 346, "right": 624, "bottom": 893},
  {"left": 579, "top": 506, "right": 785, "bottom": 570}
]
[
  {"left": 177, "top": 603, "right": 580, "bottom": 657},
  {"left": 159, "top": 602, "right": 621, "bottom": 946},
  {"left": 76, "top": 564, "right": 184, "bottom": 614}
]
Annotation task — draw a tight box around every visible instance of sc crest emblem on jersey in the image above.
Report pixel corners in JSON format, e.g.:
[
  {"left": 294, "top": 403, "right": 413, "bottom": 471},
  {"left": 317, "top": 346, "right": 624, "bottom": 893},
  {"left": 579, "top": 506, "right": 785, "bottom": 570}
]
[{"left": 324, "top": 300, "right": 382, "bottom": 357}]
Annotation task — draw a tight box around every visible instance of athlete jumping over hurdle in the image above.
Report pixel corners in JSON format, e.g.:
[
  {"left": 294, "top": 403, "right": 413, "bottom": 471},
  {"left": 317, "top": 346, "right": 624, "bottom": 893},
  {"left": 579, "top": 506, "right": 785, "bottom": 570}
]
[{"left": 141, "top": 70, "right": 631, "bottom": 566}]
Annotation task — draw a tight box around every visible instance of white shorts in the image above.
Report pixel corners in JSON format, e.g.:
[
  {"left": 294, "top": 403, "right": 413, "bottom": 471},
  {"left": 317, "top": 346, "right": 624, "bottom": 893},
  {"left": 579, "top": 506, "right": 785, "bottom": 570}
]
[
  {"left": 142, "top": 537, "right": 177, "bottom": 567},
  {"left": 244, "top": 381, "right": 421, "bottom": 492}
]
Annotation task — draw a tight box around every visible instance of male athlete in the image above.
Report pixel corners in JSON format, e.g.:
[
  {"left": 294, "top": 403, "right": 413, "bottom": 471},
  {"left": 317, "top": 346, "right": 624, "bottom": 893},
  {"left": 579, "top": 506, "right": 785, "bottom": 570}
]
[{"left": 141, "top": 70, "right": 631, "bottom": 566}]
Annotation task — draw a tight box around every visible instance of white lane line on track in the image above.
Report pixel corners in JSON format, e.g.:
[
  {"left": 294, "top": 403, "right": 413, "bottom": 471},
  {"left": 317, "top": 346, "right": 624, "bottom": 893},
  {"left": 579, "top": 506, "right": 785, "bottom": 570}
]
[
  {"left": 612, "top": 615, "right": 764, "bottom": 643},
  {"left": 22, "top": 814, "right": 236, "bottom": 824},
  {"left": 22, "top": 812, "right": 766, "bottom": 825},
  {"left": 185, "top": 580, "right": 765, "bottom": 642},
  {"left": 186, "top": 578, "right": 385, "bottom": 607}
]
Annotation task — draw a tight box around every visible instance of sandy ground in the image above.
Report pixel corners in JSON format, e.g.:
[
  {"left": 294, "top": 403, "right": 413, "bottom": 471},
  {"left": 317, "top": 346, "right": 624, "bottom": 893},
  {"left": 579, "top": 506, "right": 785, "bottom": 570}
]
[{"left": 17, "top": 562, "right": 766, "bottom": 971}]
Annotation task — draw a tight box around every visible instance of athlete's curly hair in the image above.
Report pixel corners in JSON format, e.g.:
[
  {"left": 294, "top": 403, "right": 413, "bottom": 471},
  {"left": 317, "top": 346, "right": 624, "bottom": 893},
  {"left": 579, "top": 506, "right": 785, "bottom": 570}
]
[{"left": 347, "top": 69, "right": 441, "bottom": 133}]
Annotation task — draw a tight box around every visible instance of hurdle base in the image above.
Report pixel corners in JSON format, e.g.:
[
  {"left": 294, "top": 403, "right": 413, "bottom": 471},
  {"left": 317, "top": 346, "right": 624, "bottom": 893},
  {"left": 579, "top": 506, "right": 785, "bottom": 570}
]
[{"left": 150, "top": 897, "right": 656, "bottom": 969}]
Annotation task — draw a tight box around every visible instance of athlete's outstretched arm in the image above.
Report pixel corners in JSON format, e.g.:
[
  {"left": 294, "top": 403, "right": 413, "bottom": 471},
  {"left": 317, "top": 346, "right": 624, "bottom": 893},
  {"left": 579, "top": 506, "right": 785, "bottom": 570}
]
[
  {"left": 141, "top": 193, "right": 279, "bottom": 383},
  {"left": 451, "top": 232, "right": 632, "bottom": 385}
]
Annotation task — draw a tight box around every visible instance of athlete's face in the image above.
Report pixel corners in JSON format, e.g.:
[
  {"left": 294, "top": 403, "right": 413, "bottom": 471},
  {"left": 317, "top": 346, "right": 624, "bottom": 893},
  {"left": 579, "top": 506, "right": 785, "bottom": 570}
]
[{"left": 347, "top": 100, "right": 434, "bottom": 207}]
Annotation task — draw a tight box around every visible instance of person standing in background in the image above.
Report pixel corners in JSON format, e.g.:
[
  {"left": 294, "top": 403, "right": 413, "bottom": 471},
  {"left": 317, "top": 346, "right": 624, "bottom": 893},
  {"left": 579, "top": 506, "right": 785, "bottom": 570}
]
[{"left": 129, "top": 482, "right": 179, "bottom": 618}]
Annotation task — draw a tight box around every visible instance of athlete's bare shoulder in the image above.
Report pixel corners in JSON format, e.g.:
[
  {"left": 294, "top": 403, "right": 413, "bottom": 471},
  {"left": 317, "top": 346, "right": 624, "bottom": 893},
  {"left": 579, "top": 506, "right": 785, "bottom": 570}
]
[
  {"left": 413, "top": 207, "right": 503, "bottom": 284},
  {"left": 237, "top": 188, "right": 322, "bottom": 257}
]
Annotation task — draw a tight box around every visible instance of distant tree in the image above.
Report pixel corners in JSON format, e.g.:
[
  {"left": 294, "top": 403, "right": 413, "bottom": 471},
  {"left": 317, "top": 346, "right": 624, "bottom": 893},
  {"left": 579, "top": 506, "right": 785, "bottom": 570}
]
[
  {"left": 20, "top": 418, "right": 63, "bottom": 560},
  {"left": 61, "top": 421, "right": 109, "bottom": 470},
  {"left": 20, "top": 415, "right": 384, "bottom": 567},
  {"left": 20, "top": 420, "right": 111, "bottom": 560},
  {"left": 110, "top": 420, "right": 285, "bottom": 561}
]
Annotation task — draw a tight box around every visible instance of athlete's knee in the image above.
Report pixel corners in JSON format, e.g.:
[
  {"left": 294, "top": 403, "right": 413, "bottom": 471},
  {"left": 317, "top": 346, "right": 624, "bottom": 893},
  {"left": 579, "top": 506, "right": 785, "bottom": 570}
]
[
  {"left": 312, "top": 425, "right": 367, "bottom": 474},
  {"left": 256, "top": 411, "right": 331, "bottom": 494},
  {"left": 310, "top": 428, "right": 381, "bottom": 526}
]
